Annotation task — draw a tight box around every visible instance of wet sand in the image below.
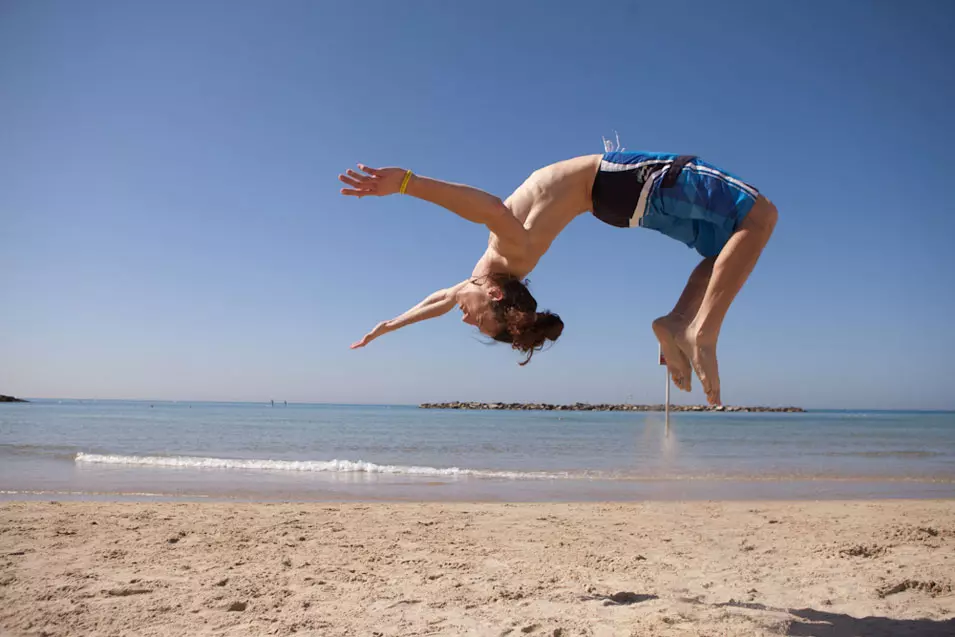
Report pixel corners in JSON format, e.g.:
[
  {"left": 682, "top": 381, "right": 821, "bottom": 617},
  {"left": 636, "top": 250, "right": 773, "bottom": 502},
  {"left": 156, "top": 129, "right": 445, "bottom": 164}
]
[{"left": 2, "top": 500, "right": 954, "bottom": 636}]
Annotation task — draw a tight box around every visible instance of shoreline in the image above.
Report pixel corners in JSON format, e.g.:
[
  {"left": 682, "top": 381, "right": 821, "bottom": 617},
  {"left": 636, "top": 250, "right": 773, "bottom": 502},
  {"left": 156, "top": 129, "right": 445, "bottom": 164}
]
[
  {"left": 2, "top": 500, "right": 953, "bottom": 636},
  {"left": 4, "top": 472, "right": 954, "bottom": 505},
  {"left": 419, "top": 401, "right": 804, "bottom": 412}
]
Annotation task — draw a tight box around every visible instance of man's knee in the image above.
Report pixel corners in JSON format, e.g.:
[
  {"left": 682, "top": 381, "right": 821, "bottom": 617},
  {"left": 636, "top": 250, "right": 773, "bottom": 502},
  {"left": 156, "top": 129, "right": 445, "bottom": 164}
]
[
  {"left": 764, "top": 198, "right": 779, "bottom": 229},
  {"left": 748, "top": 196, "right": 778, "bottom": 235}
]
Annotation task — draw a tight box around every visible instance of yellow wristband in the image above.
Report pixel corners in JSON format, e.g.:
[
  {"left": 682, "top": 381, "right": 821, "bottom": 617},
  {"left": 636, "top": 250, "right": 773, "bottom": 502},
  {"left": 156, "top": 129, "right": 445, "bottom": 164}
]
[{"left": 399, "top": 169, "right": 413, "bottom": 195}]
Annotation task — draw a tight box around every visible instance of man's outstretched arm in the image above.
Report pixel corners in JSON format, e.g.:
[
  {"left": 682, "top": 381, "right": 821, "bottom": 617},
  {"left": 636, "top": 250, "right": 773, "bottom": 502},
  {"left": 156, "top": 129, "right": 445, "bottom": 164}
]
[
  {"left": 339, "top": 164, "right": 527, "bottom": 244},
  {"left": 350, "top": 282, "right": 463, "bottom": 349}
]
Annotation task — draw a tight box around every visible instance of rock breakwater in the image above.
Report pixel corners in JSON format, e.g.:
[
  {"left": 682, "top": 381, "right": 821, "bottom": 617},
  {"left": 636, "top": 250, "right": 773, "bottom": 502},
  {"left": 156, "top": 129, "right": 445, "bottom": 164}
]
[{"left": 419, "top": 402, "right": 803, "bottom": 413}]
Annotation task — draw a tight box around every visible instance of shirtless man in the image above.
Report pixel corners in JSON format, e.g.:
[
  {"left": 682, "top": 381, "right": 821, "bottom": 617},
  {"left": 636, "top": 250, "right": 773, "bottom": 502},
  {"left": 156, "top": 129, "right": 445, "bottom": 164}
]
[{"left": 338, "top": 148, "right": 777, "bottom": 406}]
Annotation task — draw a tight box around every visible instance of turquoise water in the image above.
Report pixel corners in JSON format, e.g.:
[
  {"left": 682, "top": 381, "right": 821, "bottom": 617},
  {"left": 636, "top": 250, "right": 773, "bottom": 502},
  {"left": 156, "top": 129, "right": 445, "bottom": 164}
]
[{"left": 1, "top": 400, "right": 953, "bottom": 502}]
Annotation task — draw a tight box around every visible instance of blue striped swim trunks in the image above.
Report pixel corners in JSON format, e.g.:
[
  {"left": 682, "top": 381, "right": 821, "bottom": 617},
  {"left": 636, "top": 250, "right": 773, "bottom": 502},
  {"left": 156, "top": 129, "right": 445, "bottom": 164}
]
[{"left": 590, "top": 151, "right": 760, "bottom": 258}]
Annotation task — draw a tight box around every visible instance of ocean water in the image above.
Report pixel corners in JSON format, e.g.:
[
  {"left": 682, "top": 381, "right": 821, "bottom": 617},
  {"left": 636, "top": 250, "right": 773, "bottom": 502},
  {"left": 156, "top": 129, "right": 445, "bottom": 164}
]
[{"left": 1, "top": 400, "right": 953, "bottom": 502}]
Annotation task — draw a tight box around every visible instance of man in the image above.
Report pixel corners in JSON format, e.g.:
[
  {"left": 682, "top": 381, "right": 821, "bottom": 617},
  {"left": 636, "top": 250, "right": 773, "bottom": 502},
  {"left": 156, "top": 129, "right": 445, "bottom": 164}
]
[{"left": 339, "top": 143, "right": 777, "bottom": 406}]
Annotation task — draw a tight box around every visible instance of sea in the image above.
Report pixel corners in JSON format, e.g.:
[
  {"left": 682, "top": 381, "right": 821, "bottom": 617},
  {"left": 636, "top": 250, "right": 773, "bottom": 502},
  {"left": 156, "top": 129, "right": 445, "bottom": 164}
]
[{"left": 1, "top": 400, "right": 953, "bottom": 503}]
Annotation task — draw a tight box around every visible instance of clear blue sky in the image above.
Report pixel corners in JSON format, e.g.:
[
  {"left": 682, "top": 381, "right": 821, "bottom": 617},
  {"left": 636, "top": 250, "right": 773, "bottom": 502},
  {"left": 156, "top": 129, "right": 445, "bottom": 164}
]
[{"left": 2, "top": 0, "right": 953, "bottom": 409}]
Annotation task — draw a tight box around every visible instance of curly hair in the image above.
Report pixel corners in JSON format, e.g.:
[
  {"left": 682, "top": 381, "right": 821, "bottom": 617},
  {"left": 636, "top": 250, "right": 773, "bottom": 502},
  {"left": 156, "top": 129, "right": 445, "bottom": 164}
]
[{"left": 478, "top": 273, "right": 564, "bottom": 365}]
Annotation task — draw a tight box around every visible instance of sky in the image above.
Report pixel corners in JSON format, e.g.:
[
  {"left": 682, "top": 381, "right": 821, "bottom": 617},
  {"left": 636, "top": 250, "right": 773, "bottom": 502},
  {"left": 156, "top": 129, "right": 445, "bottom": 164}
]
[{"left": 2, "top": 0, "right": 954, "bottom": 409}]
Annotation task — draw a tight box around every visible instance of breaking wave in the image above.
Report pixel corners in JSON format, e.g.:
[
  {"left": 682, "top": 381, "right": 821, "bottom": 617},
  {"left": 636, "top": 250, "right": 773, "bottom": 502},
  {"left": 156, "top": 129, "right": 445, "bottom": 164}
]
[
  {"left": 71, "top": 453, "right": 955, "bottom": 484},
  {"left": 74, "top": 452, "right": 567, "bottom": 480}
]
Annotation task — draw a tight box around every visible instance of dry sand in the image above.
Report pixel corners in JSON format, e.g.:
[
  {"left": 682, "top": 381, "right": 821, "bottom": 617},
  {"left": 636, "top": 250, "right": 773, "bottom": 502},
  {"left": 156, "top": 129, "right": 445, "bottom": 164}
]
[{"left": 2, "top": 500, "right": 954, "bottom": 636}]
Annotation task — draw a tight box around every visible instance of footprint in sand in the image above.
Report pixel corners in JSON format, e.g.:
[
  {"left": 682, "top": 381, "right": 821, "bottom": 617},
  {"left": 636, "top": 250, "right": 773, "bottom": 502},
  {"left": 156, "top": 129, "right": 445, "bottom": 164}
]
[
  {"left": 839, "top": 544, "right": 887, "bottom": 558},
  {"left": 877, "top": 580, "right": 953, "bottom": 598},
  {"left": 106, "top": 588, "right": 152, "bottom": 597},
  {"left": 580, "top": 591, "right": 658, "bottom": 606}
]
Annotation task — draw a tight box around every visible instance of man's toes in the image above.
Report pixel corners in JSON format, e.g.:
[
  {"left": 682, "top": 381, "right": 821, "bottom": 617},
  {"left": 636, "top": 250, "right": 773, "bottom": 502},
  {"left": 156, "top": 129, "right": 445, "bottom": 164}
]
[
  {"left": 697, "top": 369, "right": 712, "bottom": 397},
  {"left": 673, "top": 373, "right": 689, "bottom": 392},
  {"left": 702, "top": 379, "right": 720, "bottom": 405},
  {"left": 709, "top": 383, "right": 721, "bottom": 405},
  {"left": 690, "top": 360, "right": 704, "bottom": 385},
  {"left": 672, "top": 370, "right": 685, "bottom": 389},
  {"left": 678, "top": 375, "right": 691, "bottom": 392}
]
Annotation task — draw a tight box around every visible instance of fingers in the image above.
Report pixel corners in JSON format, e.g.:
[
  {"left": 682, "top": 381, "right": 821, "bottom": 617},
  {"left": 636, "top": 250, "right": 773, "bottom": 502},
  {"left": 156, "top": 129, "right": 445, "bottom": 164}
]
[
  {"left": 346, "top": 168, "right": 371, "bottom": 182},
  {"left": 339, "top": 171, "right": 375, "bottom": 189},
  {"left": 341, "top": 165, "right": 378, "bottom": 183},
  {"left": 339, "top": 180, "right": 377, "bottom": 197},
  {"left": 338, "top": 164, "right": 381, "bottom": 197},
  {"left": 350, "top": 332, "right": 374, "bottom": 348},
  {"left": 339, "top": 171, "right": 362, "bottom": 186},
  {"left": 338, "top": 174, "right": 363, "bottom": 188}
]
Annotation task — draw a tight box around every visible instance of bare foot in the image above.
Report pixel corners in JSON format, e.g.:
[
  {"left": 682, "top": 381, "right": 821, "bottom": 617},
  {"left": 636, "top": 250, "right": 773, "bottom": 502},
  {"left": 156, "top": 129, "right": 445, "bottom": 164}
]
[
  {"left": 674, "top": 327, "right": 721, "bottom": 405},
  {"left": 652, "top": 316, "right": 692, "bottom": 392}
]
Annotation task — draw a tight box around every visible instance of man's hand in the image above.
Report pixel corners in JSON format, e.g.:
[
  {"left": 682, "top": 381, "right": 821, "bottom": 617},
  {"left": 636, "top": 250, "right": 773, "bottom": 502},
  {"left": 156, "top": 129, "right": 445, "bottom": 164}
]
[
  {"left": 338, "top": 164, "right": 406, "bottom": 198},
  {"left": 350, "top": 321, "right": 389, "bottom": 349}
]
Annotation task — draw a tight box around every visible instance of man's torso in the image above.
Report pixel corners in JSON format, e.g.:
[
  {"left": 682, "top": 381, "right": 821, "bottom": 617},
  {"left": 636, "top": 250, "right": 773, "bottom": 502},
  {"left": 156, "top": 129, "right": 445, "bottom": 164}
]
[{"left": 475, "top": 154, "right": 602, "bottom": 277}]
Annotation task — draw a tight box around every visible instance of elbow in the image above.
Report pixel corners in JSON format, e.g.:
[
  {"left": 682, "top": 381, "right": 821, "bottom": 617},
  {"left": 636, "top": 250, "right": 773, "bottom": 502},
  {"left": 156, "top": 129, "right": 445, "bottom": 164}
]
[
  {"left": 491, "top": 198, "right": 515, "bottom": 222},
  {"left": 485, "top": 196, "right": 507, "bottom": 216}
]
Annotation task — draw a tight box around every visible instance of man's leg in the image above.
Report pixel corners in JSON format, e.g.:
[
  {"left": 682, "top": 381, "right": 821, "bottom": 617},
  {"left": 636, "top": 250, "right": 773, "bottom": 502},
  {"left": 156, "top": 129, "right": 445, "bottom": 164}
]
[
  {"left": 652, "top": 257, "right": 715, "bottom": 392},
  {"left": 675, "top": 195, "right": 779, "bottom": 405}
]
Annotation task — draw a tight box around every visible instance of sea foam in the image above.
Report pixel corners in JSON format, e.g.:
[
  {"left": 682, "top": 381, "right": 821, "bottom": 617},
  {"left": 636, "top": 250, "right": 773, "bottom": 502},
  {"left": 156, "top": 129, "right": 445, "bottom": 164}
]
[{"left": 74, "top": 452, "right": 566, "bottom": 480}]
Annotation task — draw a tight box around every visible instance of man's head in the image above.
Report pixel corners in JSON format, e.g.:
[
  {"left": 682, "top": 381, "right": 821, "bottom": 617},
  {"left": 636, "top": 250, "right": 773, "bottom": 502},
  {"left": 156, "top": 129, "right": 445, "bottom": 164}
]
[{"left": 456, "top": 273, "right": 563, "bottom": 365}]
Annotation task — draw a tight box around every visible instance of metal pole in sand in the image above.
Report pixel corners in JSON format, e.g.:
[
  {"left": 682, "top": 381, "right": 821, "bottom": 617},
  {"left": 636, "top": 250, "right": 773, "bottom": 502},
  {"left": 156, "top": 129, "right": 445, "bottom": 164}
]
[{"left": 659, "top": 345, "right": 670, "bottom": 436}]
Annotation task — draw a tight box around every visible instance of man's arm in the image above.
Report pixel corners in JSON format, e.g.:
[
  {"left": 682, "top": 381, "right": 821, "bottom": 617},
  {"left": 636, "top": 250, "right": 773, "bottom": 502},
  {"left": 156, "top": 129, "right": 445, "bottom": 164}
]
[
  {"left": 403, "top": 173, "right": 526, "bottom": 239},
  {"left": 350, "top": 283, "right": 462, "bottom": 349},
  {"left": 339, "top": 164, "right": 528, "bottom": 245}
]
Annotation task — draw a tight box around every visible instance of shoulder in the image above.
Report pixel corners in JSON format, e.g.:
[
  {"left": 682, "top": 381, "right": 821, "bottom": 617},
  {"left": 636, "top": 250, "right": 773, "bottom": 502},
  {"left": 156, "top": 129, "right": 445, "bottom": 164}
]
[{"left": 478, "top": 241, "right": 534, "bottom": 279}]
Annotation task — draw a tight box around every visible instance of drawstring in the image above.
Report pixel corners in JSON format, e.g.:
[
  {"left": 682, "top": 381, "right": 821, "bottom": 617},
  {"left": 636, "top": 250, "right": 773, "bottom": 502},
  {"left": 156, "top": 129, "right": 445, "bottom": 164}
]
[{"left": 602, "top": 131, "right": 625, "bottom": 153}]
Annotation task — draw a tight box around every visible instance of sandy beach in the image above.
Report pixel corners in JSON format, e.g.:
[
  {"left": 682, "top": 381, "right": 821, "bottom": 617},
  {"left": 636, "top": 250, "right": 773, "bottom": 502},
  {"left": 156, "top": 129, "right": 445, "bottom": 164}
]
[{"left": 1, "top": 500, "right": 953, "bottom": 636}]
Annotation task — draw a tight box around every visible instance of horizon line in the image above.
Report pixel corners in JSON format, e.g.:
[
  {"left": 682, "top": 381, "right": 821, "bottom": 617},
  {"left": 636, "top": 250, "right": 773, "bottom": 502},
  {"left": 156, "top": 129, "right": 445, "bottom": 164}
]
[{"left": 5, "top": 396, "right": 955, "bottom": 413}]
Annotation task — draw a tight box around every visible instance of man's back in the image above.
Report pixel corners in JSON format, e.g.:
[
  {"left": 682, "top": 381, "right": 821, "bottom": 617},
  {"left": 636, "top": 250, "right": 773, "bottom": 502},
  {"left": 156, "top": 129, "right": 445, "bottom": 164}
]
[{"left": 489, "top": 154, "right": 603, "bottom": 274}]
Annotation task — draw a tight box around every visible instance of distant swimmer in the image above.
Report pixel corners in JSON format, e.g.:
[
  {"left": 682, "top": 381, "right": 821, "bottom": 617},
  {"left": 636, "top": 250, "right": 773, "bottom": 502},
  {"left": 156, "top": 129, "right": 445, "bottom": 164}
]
[{"left": 339, "top": 139, "right": 777, "bottom": 406}]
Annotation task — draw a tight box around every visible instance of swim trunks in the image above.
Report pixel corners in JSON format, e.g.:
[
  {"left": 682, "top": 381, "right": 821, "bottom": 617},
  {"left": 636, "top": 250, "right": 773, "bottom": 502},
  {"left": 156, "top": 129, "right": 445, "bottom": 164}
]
[{"left": 590, "top": 151, "right": 760, "bottom": 258}]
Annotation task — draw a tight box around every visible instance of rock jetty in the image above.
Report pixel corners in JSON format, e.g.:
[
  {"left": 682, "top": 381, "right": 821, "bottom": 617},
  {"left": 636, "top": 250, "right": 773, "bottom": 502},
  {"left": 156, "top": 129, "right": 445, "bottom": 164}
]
[
  {"left": 0, "top": 395, "right": 28, "bottom": 403},
  {"left": 419, "top": 401, "right": 803, "bottom": 413}
]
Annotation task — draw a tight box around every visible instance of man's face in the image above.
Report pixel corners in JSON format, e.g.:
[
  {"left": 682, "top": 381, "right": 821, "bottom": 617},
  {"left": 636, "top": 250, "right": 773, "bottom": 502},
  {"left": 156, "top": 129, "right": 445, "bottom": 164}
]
[{"left": 457, "top": 282, "right": 502, "bottom": 337}]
